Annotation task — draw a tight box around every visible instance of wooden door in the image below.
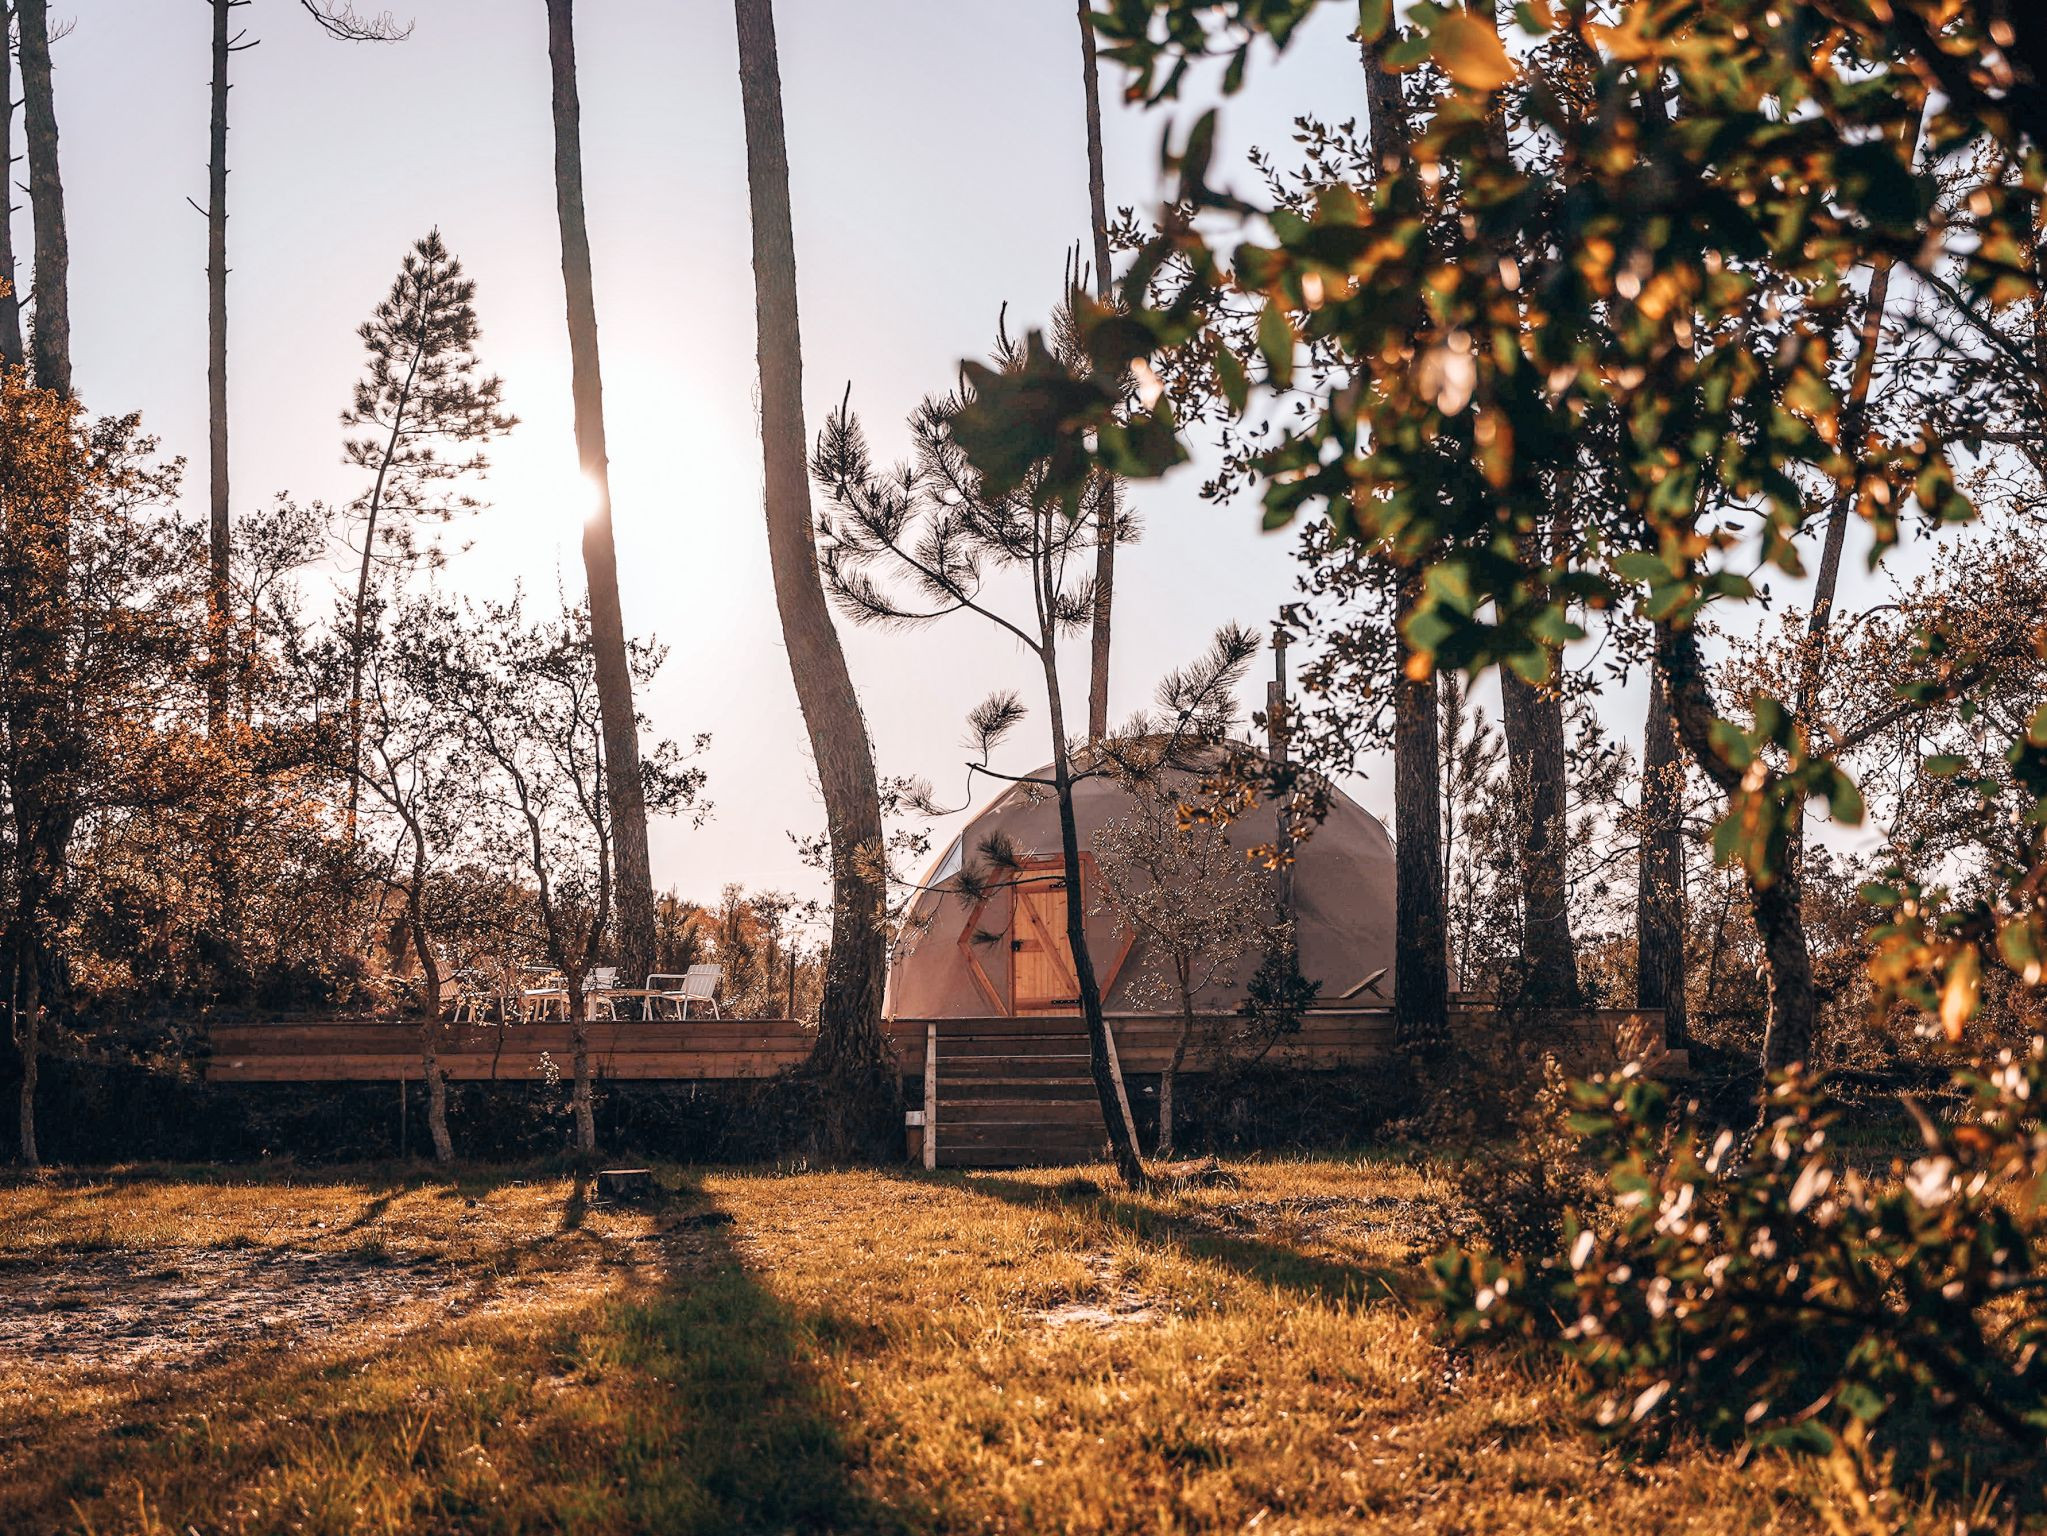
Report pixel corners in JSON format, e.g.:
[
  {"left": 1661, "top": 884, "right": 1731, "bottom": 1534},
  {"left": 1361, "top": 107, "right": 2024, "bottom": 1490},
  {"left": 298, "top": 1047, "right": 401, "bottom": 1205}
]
[{"left": 1011, "top": 876, "right": 1080, "bottom": 1014}]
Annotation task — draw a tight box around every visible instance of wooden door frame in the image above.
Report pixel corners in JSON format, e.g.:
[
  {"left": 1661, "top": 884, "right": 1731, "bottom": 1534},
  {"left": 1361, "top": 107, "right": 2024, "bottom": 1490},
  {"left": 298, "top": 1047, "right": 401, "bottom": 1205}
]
[{"left": 958, "top": 854, "right": 1135, "bottom": 1016}]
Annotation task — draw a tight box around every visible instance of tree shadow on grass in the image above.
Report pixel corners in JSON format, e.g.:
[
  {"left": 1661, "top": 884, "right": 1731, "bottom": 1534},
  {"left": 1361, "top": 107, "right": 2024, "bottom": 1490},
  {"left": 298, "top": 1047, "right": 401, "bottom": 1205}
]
[
  {"left": 1, "top": 1172, "right": 917, "bottom": 1536},
  {"left": 928, "top": 1169, "right": 1416, "bottom": 1308}
]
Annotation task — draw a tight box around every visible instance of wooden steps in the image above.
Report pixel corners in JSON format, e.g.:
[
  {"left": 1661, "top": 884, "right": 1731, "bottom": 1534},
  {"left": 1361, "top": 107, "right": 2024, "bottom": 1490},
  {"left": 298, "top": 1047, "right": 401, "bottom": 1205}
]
[{"left": 927, "top": 1023, "right": 1111, "bottom": 1169}]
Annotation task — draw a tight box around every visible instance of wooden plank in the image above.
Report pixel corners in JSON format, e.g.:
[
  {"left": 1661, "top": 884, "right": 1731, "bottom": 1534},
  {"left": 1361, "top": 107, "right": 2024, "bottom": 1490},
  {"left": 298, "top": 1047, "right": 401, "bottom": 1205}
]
[{"left": 936, "top": 1079, "right": 1099, "bottom": 1100}]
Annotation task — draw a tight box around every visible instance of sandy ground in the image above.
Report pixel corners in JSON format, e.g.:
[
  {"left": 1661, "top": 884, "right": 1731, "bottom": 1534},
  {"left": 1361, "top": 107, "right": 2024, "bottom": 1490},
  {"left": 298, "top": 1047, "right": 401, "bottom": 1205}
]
[{"left": 0, "top": 1249, "right": 481, "bottom": 1375}]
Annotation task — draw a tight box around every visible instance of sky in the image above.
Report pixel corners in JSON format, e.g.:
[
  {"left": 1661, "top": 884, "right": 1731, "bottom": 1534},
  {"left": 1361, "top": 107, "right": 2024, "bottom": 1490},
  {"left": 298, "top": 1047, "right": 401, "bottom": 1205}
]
[{"left": 29, "top": 0, "right": 1906, "bottom": 908}]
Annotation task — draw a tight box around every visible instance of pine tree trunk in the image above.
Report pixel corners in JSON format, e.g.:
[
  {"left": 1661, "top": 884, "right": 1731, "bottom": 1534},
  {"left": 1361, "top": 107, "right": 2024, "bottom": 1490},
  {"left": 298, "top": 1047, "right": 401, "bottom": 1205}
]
[
  {"left": 1500, "top": 667, "right": 1581, "bottom": 1007},
  {"left": 206, "top": 0, "right": 231, "bottom": 731},
  {"left": 0, "top": 37, "right": 23, "bottom": 372},
  {"left": 1393, "top": 571, "right": 1450, "bottom": 1052},
  {"left": 16, "top": 0, "right": 68, "bottom": 398},
  {"left": 733, "top": 0, "right": 898, "bottom": 1157},
  {"left": 1043, "top": 665, "right": 1146, "bottom": 1188},
  {"left": 1077, "top": 0, "right": 1117, "bottom": 741},
  {"left": 1636, "top": 659, "right": 1688, "bottom": 1046},
  {"left": 545, "top": 0, "right": 656, "bottom": 990}
]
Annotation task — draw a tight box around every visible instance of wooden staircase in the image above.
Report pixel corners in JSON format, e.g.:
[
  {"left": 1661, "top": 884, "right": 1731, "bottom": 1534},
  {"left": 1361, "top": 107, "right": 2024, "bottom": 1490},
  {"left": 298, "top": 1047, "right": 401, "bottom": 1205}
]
[{"left": 926, "top": 1018, "right": 1113, "bottom": 1168}]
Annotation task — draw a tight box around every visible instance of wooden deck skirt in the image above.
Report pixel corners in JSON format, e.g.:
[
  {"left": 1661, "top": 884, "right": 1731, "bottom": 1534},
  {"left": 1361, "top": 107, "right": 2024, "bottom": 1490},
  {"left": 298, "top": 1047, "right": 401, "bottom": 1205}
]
[{"left": 203, "top": 1007, "right": 1664, "bottom": 1084}]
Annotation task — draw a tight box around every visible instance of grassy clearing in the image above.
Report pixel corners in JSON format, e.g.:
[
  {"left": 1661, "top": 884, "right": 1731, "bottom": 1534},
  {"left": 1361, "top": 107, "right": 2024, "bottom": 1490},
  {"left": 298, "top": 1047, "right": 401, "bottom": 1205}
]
[{"left": 0, "top": 1155, "right": 1856, "bottom": 1534}]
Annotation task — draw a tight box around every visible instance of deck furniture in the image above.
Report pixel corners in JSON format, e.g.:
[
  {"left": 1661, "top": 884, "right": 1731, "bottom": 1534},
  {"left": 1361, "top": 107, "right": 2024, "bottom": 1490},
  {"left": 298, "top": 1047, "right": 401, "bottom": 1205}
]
[{"left": 647, "top": 965, "right": 722, "bottom": 1019}]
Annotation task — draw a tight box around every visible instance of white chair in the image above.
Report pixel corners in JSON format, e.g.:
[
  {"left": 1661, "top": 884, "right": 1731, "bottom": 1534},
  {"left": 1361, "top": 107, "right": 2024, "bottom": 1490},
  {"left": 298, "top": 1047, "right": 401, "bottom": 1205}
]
[
  {"left": 585, "top": 966, "right": 622, "bottom": 1020},
  {"left": 519, "top": 965, "right": 568, "bottom": 1022},
  {"left": 655, "top": 964, "right": 722, "bottom": 1019}
]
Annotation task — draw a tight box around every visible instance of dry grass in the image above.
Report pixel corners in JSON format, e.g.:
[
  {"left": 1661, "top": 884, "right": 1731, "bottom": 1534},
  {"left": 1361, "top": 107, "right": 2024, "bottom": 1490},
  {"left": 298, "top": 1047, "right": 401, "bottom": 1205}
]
[{"left": 0, "top": 1155, "right": 1850, "bottom": 1534}]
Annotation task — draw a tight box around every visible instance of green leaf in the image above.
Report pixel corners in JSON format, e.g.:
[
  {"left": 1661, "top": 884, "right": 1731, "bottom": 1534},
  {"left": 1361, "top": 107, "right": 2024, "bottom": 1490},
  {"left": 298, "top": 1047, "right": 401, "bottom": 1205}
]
[
  {"left": 1215, "top": 346, "right": 1250, "bottom": 414},
  {"left": 1709, "top": 719, "right": 1754, "bottom": 770},
  {"left": 1257, "top": 302, "right": 1296, "bottom": 390},
  {"left": 1923, "top": 754, "right": 1968, "bottom": 779},
  {"left": 1357, "top": 0, "right": 1392, "bottom": 43},
  {"left": 1614, "top": 551, "right": 1668, "bottom": 584},
  {"left": 1826, "top": 772, "right": 1865, "bottom": 826}
]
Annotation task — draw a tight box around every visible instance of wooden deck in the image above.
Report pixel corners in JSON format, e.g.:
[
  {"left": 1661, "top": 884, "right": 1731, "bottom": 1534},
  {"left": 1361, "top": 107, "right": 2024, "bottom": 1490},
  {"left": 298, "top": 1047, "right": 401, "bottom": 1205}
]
[
  {"left": 203, "top": 1007, "right": 1665, "bottom": 1167},
  {"left": 202, "top": 1006, "right": 1483, "bottom": 1083}
]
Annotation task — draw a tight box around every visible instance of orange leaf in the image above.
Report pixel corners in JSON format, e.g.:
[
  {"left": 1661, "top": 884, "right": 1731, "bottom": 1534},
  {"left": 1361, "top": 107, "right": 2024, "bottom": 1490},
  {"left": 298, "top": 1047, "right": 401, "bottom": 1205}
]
[
  {"left": 1432, "top": 11, "right": 1518, "bottom": 93},
  {"left": 1939, "top": 946, "right": 1980, "bottom": 1042}
]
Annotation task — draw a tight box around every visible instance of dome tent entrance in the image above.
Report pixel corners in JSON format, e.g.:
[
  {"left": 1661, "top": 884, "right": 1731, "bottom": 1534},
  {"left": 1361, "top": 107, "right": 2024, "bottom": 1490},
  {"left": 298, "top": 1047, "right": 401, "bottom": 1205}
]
[{"left": 886, "top": 759, "right": 1397, "bottom": 1021}]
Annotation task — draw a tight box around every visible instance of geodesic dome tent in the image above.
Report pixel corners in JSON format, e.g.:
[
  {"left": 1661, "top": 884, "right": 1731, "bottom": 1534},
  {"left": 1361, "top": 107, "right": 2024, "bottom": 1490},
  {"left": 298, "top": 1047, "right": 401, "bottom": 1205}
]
[{"left": 886, "top": 757, "right": 1397, "bottom": 1019}]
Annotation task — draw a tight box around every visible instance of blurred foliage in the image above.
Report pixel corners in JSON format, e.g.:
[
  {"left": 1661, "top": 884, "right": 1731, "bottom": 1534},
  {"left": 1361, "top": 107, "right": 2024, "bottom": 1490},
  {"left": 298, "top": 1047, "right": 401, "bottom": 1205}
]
[{"left": 1433, "top": 1047, "right": 2047, "bottom": 1479}]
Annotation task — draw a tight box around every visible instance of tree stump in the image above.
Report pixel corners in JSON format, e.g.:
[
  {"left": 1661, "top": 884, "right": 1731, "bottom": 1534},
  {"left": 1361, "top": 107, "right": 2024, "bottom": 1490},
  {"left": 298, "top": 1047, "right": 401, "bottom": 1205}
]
[{"left": 595, "top": 1168, "right": 655, "bottom": 1203}]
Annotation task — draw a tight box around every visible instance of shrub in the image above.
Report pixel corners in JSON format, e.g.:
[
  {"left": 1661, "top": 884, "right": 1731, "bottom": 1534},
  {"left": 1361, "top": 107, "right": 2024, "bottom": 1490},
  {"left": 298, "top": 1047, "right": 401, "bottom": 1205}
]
[{"left": 1431, "top": 1043, "right": 2047, "bottom": 1478}]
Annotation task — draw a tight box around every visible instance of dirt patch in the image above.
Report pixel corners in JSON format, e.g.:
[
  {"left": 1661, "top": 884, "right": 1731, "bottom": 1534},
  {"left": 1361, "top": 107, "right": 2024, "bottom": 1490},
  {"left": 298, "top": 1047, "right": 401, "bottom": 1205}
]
[
  {"left": 0, "top": 1249, "right": 481, "bottom": 1376},
  {"left": 1037, "top": 1253, "right": 1160, "bottom": 1331}
]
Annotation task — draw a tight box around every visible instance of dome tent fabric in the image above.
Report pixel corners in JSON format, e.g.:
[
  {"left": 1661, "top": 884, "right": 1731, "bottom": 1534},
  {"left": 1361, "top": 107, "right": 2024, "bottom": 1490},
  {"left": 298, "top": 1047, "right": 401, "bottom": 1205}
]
[{"left": 886, "top": 757, "right": 1396, "bottom": 1020}]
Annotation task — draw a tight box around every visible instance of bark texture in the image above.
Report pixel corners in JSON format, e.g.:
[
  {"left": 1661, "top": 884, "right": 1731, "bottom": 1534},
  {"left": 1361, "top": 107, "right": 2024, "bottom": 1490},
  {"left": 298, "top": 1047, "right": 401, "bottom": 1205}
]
[
  {"left": 1659, "top": 620, "right": 1815, "bottom": 1074},
  {"left": 1500, "top": 667, "right": 1582, "bottom": 1007},
  {"left": 0, "top": 38, "right": 22, "bottom": 372},
  {"left": 734, "top": 0, "right": 898, "bottom": 1156},
  {"left": 1077, "top": 0, "right": 1117, "bottom": 741},
  {"left": 1042, "top": 649, "right": 1146, "bottom": 1187},
  {"left": 1393, "top": 571, "right": 1450, "bottom": 1051},
  {"left": 1636, "top": 659, "right": 1688, "bottom": 1045},
  {"left": 545, "top": 0, "right": 656, "bottom": 989},
  {"left": 16, "top": 0, "right": 67, "bottom": 397}
]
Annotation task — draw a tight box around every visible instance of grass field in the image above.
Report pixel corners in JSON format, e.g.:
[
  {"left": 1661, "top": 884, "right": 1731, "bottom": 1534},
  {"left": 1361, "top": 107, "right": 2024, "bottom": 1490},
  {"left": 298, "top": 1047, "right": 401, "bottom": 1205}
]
[{"left": 0, "top": 1155, "right": 1881, "bottom": 1534}]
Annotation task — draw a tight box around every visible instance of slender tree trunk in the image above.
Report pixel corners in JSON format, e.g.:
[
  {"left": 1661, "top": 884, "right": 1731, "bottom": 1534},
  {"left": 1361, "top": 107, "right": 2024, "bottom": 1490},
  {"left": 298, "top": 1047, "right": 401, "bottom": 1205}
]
[
  {"left": 343, "top": 334, "right": 421, "bottom": 842},
  {"left": 1077, "top": 0, "right": 1117, "bottom": 740},
  {"left": 1162, "top": 969, "right": 1197, "bottom": 1161},
  {"left": 0, "top": 33, "right": 23, "bottom": 372},
  {"left": 1363, "top": 46, "right": 1448, "bottom": 1051},
  {"left": 1500, "top": 667, "right": 1581, "bottom": 1007},
  {"left": 558, "top": 960, "right": 595, "bottom": 1154},
  {"left": 1044, "top": 702, "right": 1146, "bottom": 1187},
  {"left": 13, "top": 927, "right": 38, "bottom": 1168},
  {"left": 1786, "top": 255, "right": 1895, "bottom": 877},
  {"left": 545, "top": 0, "right": 656, "bottom": 989},
  {"left": 1393, "top": 571, "right": 1450, "bottom": 1051},
  {"left": 16, "top": 0, "right": 67, "bottom": 397},
  {"left": 9, "top": 1, "right": 71, "bottom": 1169},
  {"left": 206, "top": 0, "right": 232, "bottom": 731},
  {"left": 1658, "top": 619, "right": 1815, "bottom": 1075},
  {"left": 733, "top": 0, "right": 898, "bottom": 1155},
  {"left": 403, "top": 837, "right": 453, "bottom": 1163},
  {"left": 1636, "top": 659, "right": 1688, "bottom": 1046}
]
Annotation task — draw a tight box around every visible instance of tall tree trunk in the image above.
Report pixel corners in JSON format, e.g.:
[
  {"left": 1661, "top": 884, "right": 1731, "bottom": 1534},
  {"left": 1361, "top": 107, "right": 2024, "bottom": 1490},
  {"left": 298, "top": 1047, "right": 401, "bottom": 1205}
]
[
  {"left": 1077, "top": 0, "right": 1117, "bottom": 740},
  {"left": 1041, "top": 639, "right": 1147, "bottom": 1188},
  {"left": 206, "top": 0, "right": 233, "bottom": 731},
  {"left": 10, "top": 0, "right": 71, "bottom": 1170},
  {"left": 1500, "top": 666, "right": 1582, "bottom": 1007},
  {"left": 1393, "top": 571, "right": 1450, "bottom": 1052},
  {"left": 1363, "top": 40, "right": 1448, "bottom": 1053},
  {"left": 545, "top": 0, "right": 656, "bottom": 989},
  {"left": 733, "top": 0, "right": 897, "bottom": 1155},
  {"left": 16, "top": 0, "right": 67, "bottom": 397},
  {"left": 0, "top": 33, "right": 22, "bottom": 372},
  {"left": 1658, "top": 619, "right": 1814, "bottom": 1075},
  {"left": 1636, "top": 658, "right": 1688, "bottom": 1046}
]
